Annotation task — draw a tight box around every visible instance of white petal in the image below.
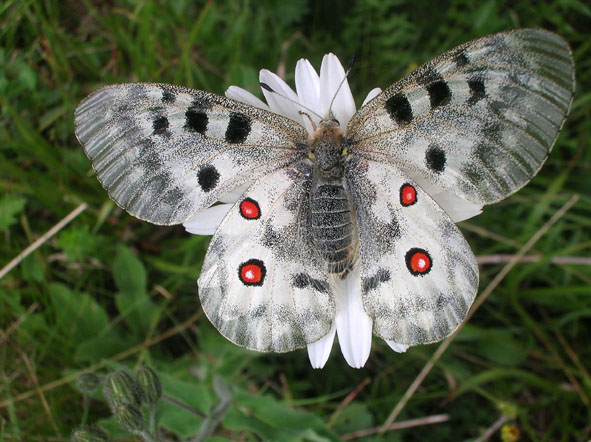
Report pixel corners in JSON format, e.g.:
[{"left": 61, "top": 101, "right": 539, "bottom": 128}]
[
  {"left": 362, "top": 87, "right": 382, "bottom": 106},
  {"left": 318, "top": 53, "right": 356, "bottom": 127},
  {"left": 225, "top": 86, "right": 270, "bottom": 110},
  {"left": 183, "top": 204, "right": 232, "bottom": 235},
  {"left": 335, "top": 265, "right": 372, "bottom": 368},
  {"left": 385, "top": 340, "right": 409, "bottom": 353},
  {"left": 259, "top": 69, "right": 302, "bottom": 124},
  {"left": 295, "top": 59, "right": 321, "bottom": 132},
  {"left": 307, "top": 325, "right": 336, "bottom": 369}
]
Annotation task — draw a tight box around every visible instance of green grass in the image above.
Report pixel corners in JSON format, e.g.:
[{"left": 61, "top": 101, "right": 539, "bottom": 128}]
[{"left": 1, "top": 0, "right": 590, "bottom": 440}]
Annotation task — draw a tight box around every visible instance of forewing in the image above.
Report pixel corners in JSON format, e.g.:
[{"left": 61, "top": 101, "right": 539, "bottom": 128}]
[
  {"left": 348, "top": 29, "right": 574, "bottom": 205},
  {"left": 346, "top": 159, "right": 478, "bottom": 345},
  {"left": 75, "top": 83, "right": 308, "bottom": 225},
  {"left": 198, "top": 165, "right": 336, "bottom": 352}
]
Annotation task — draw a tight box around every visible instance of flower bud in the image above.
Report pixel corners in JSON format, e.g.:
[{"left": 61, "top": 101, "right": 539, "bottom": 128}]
[
  {"left": 71, "top": 425, "right": 109, "bottom": 442},
  {"left": 116, "top": 403, "right": 144, "bottom": 433},
  {"left": 103, "top": 370, "right": 142, "bottom": 412},
  {"left": 136, "top": 365, "right": 162, "bottom": 404},
  {"left": 77, "top": 373, "right": 101, "bottom": 393}
]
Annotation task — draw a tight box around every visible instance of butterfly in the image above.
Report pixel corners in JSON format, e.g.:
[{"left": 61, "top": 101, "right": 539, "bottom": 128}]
[{"left": 75, "top": 29, "right": 574, "bottom": 368}]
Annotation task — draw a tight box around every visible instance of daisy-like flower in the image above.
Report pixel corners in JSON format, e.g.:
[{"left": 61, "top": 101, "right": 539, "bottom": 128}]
[{"left": 183, "top": 54, "right": 409, "bottom": 369}]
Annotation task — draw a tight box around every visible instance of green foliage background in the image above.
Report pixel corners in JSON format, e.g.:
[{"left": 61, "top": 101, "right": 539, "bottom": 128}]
[{"left": 1, "top": 0, "right": 590, "bottom": 440}]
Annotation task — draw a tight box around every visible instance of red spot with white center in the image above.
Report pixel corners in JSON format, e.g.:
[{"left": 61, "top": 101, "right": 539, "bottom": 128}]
[
  {"left": 238, "top": 259, "right": 266, "bottom": 286},
  {"left": 239, "top": 198, "right": 261, "bottom": 220},
  {"left": 405, "top": 248, "right": 432, "bottom": 276},
  {"left": 400, "top": 183, "right": 417, "bottom": 206}
]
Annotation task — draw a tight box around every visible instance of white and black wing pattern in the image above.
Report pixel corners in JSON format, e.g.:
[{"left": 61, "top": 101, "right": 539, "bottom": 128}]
[
  {"left": 347, "top": 29, "right": 574, "bottom": 207},
  {"left": 346, "top": 159, "right": 478, "bottom": 345},
  {"left": 198, "top": 165, "right": 335, "bottom": 352},
  {"left": 75, "top": 83, "right": 308, "bottom": 225}
]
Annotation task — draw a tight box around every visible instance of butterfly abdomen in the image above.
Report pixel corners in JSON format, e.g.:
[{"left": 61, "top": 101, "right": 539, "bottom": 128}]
[{"left": 310, "top": 182, "right": 355, "bottom": 274}]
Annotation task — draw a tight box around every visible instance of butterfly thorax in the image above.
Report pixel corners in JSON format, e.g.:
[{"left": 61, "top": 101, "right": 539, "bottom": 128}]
[{"left": 308, "top": 119, "right": 356, "bottom": 275}]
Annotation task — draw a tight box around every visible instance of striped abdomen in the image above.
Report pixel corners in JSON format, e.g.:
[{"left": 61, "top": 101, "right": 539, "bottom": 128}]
[{"left": 310, "top": 183, "right": 355, "bottom": 274}]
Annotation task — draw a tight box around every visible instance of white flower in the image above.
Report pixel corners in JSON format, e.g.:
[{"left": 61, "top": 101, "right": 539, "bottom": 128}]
[{"left": 184, "top": 54, "right": 409, "bottom": 369}]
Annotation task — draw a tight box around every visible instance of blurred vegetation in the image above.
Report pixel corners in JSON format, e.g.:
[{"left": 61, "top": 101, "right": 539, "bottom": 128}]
[{"left": 1, "top": 0, "right": 590, "bottom": 440}]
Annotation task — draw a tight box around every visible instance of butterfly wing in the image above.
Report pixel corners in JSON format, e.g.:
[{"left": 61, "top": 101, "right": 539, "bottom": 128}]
[
  {"left": 198, "top": 164, "right": 336, "bottom": 352},
  {"left": 347, "top": 29, "right": 574, "bottom": 214},
  {"left": 75, "top": 83, "right": 308, "bottom": 225},
  {"left": 346, "top": 158, "right": 478, "bottom": 344}
]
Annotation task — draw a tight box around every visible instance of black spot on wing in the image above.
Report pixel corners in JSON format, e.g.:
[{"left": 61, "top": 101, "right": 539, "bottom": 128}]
[
  {"left": 453, "top": 51, "right": 469, "bottom": 68},
  {"left": 292, "top": 273, "right": 329, "bottom": 294},
  {"left": 185, "top": 108, "right": 208, "bottom": 134},
  {"left": 425, "top": 143, "right": 446, "bottom": 173},
  {"left": 467, "top": 79, "right": 486, "bottom": 105},
  {"left": 225, "top": 112, "right": 251, "bottom": 144},
  {"left": 161, "top": 88, "right": 176, "bottom": 103},
  {"left": 361, "top": 268, "right": 391, "bottom": 294},
  {"left": 197, "top": 165, "right": 219, "bottom": 192},
  {"left": 152, "top": 116, "right": 169, "bottom": 135},
  {"left": 416, "top": 69, "right": 442, "bottom": 85},
  {"left": 427, "top": 80, "right": 452, "bottom": 109},
  {"left": 385, "top": 93, "right": 413, "bottom": 127}
]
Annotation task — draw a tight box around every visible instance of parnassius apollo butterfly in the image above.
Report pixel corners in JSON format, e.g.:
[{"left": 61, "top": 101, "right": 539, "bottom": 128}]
[{"left": 75, "top": 29, "right": 574, "bottom": 368}]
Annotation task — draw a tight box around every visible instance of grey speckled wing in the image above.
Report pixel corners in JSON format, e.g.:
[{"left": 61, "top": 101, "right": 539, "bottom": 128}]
[
  {"left": 346, "top": 158, "right": 478, "bottom": 345},
  {"left": 75, "top": 83, "right": 308, "bottom": 225},
  {"left": 198, "top": 165, "right": 336, "bottom": 352},
  {"left": 347, "top": 29, "right": 574, "bottom": 206}
]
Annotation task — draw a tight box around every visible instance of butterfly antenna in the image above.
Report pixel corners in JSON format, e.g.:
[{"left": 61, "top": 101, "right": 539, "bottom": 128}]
[
  {"left": 327, "top": 53, "right": 356, "bottom": 118},
  {"left": 259, "top": 82, "right": 323, "bottom": 122}
]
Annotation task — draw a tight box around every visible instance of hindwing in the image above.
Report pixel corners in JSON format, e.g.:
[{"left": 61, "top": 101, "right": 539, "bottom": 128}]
[
  {"left": 346, "top": 158, "right": 478, "bottom": 345},
  {"left": 198, "top": 165, "right": 336, "bottom": 352}
]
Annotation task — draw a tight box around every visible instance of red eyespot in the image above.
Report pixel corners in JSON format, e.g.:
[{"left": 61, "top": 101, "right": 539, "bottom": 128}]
[
  {"left": 239, "top": 198, "right": 261, "bottom": 220},
  {"left": 400, "top": 183, "right": 417, "bottom": 206},
  {"left": 238, "top": 259, "right": 266, "bottom": 286},
  {"left": 405, "top": 248, "right": 432, "bottom": 276}
]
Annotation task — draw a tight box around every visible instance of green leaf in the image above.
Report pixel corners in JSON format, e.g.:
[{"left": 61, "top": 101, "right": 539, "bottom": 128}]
[
  {"left": 21, "top": 253, "right": 44, "bottom": 283},
  {"left": 457, "top": 368, "right": 570, "bottom": 396},
  {"left": 158, "top": 401, "right": 204, "bottom": 438},
  {"left": 331, "top": 402, "right": 373, "bottom": 435},
  {"left": 112, "top": 246, "right": 159, "bottom": 335},
  {"left": 473, "top": 333, "right": 527, "bottom": 367},
  {"left": 113, "top": 245, "right": 147, "bottom": 296},
  {"left": 192, "top": 376, "right": 233, "bottom": 441},
  {"left": 224, "top": 388, "right": 338, "bottom": 442},
  {"left": 54, "top": 226, "right": 99, "bottom": 261},
  {"left": 75, "top": 333, "right": 138, "bottom": 363},
  {"left": 0, "top": 195, "right": 26, "bottom": 230},
  {"left": 157, "top": 372, "right": 212, "bottom": 437},
  {"left": 49, "top": 283, "right": 109, "bottom": 344}
]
